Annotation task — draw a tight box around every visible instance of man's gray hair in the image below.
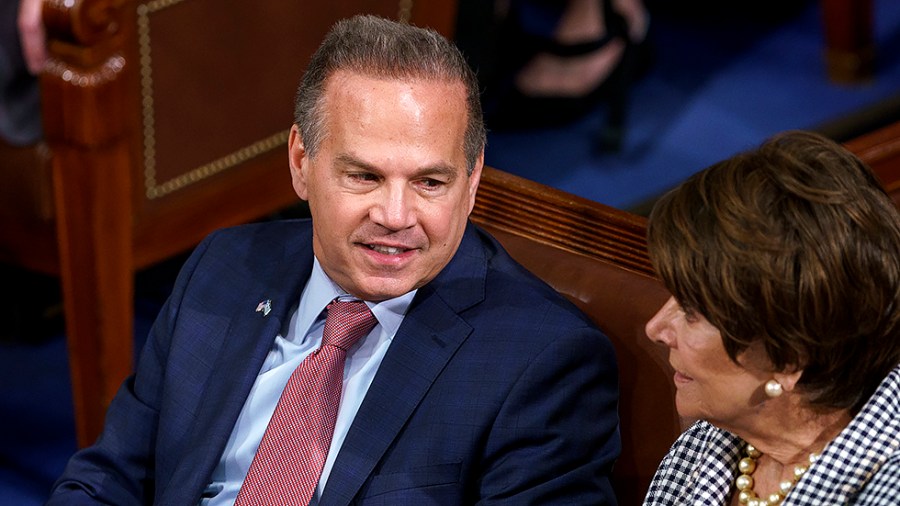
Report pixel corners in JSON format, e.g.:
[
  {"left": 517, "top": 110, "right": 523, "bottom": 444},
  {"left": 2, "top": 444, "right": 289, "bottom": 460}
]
[{"left": 294, "top": 15, "right": 486, "bottom": 174}]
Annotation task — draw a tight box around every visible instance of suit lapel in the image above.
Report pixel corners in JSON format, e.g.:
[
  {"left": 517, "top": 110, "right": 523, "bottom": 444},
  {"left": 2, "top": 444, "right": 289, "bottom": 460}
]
[
  {"left": 319, "top": 225, "right": 488, "bottom": 506},
  {"left": 159, "top": 223, "right": 315, "bottom": 504}
]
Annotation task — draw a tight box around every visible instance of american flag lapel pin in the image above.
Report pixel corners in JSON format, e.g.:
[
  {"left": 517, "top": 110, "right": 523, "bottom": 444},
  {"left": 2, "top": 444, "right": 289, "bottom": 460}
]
[{"left": 255, "top": 299, "right": 272, "bottom": 317}]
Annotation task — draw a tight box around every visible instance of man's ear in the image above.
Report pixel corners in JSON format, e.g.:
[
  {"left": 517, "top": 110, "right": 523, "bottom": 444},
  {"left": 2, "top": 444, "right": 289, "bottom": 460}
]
[
  {"left": 288, "top": 124, "right": 309, "bottom": 200},
  {"left": 465, "top": 149, "right": 485, "bottom": 215}
]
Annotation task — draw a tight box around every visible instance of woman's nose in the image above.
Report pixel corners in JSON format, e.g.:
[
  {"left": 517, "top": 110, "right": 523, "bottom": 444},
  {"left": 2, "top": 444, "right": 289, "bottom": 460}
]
[{"left": 645, "top": 296, "right": 677, "bottom": 346}]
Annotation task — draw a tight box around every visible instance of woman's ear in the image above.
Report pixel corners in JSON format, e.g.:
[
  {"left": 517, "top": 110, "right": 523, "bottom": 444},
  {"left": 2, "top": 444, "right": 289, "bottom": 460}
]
[{"left": 773, "top": 368, "right": 804, "bottom": 393}]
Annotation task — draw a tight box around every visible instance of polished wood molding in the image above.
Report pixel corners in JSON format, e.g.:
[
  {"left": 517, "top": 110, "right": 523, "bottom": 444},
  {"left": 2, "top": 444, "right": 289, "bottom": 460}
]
[
  {"left": 473, "top": 167, "right": 655, "bottom": 278},
  {"left": 845, "top": 120, "right": 900, "bottom": 207}
]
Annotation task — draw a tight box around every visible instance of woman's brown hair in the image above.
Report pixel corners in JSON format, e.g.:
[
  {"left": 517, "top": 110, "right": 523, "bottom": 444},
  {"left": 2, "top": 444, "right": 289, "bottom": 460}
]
[{"left": 648, "top": 130, "right": 900, "bottom": 412}]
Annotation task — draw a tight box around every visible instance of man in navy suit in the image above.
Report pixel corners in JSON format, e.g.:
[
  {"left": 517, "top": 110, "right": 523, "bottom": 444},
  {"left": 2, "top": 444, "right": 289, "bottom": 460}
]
[{"left": 47, "top": 14, "right": 620, "bottom": 505}]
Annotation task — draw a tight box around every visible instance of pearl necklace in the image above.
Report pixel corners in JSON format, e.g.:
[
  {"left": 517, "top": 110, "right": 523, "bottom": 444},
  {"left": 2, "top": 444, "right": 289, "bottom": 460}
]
[{"left": 734, "top": 443, "right": 818, "bottom": 506}]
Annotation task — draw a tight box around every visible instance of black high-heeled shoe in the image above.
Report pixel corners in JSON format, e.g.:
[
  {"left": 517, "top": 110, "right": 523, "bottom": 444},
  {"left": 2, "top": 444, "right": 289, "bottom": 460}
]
[{"left": 483, "top": 0, "right": 650, "bottom": 152}]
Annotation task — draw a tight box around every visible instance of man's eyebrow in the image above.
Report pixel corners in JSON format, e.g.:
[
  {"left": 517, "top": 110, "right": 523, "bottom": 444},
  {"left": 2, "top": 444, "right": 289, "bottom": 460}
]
[
  {"left": 335, "top": 153, "right": 461, "bottom": 179},
  {"left": 415, "top": 163, "right": 459, "bottom": 180},
  {"left": 335, "top": 153, "right": 375, "bottom": 171}
]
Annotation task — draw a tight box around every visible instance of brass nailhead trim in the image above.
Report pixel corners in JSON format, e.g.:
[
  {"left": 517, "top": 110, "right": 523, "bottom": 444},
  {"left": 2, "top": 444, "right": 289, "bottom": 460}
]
[
  {"left": 138, "top": 0, "right": 414, "bottom": 199},
  {"left": 137, "top": 0, "right": 287, "bottom": 200}
]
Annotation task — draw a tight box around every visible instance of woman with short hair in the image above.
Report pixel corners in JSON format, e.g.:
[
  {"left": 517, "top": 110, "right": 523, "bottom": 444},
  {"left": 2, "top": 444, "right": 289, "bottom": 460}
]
[{"left": 643, "top": 131, "right": 900, "bottom": 506}]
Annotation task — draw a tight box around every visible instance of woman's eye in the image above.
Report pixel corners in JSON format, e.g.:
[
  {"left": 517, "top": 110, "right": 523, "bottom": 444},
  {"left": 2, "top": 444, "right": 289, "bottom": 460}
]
[{"left": 680, "top": 305, "right": 699, "bottom": 324}]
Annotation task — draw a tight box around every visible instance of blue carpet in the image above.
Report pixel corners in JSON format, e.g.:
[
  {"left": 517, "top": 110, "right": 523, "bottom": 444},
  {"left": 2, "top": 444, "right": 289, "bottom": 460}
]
[
  {"left": 0, "top": 270, "right": 168, "bottom": 505},
  {"left": 486, "top": 0, "right": 900, "bottom": 210},
  {"left": 3, "top": 1, "right": 900, "bottom": 504}
]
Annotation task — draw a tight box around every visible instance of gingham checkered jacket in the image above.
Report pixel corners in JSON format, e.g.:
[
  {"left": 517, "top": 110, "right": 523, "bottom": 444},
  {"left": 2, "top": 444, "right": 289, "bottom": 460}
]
[{"left": 643, "top": 365, "right": 900, "bottom": 505}]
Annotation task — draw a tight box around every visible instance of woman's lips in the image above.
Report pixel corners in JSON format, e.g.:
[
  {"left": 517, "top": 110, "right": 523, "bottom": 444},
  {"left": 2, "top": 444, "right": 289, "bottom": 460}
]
[{"left": 673, "top": 371, "right": 693, "bottom": 385}]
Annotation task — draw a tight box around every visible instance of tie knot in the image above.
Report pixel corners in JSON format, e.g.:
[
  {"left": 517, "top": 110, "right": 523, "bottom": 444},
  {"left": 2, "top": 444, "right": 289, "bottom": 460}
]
[{"left": 322, "top": 300, "right": 377, "bottom": 351}]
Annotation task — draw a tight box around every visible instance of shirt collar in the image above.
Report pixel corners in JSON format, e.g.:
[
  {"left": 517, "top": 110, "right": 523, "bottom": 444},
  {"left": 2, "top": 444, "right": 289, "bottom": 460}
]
[{"left": 293, "top": 257, "right": 416, "bottom": 342}]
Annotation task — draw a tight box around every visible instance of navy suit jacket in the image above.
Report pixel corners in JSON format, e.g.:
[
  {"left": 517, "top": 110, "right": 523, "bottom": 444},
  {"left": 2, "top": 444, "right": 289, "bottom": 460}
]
[{"left": 47, "top": 220, "right": 620, "bottom": 505}]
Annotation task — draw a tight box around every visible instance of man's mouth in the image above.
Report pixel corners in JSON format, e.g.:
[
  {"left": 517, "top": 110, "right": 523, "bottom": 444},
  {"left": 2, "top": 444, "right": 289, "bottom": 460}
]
[{"left": 366, "top": 244, "right": 408, "bottom": 255}]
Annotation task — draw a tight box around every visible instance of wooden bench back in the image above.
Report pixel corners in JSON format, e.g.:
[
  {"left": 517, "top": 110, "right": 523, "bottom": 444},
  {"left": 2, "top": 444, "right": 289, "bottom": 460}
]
[{"left": 472, "top": 167, "right": 677, "bottom": 505}]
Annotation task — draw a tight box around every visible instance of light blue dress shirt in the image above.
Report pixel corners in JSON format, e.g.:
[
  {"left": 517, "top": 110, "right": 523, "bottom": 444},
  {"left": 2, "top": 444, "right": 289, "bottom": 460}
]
[{"left": 201, "top": 258, "right": 415, "bottom": 505}]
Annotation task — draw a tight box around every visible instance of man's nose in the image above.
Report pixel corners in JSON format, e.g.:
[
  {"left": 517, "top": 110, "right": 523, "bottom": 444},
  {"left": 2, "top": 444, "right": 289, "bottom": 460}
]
[{"left": 371, "top": 184, "right": 417, "bottom": 231}]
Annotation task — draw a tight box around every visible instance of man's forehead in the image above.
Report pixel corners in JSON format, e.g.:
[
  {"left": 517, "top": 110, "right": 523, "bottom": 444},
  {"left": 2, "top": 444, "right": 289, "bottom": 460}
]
[{"left": 323, "top": 69, "right": 466, "bottom": 96}]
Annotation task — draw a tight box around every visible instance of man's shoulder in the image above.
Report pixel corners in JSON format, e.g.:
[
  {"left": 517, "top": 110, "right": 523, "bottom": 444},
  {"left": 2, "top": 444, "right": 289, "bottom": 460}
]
[
  {"left": 470, "top": 225, "right": 596, "bottom": 327},
  {"left": 182, "top": 219, "right": 313, "bottom": 280},
  {"left": 206, "top": 218, "right": 312, "bottom": 245},
  {"left": 193, "top": 219, "right": 313, "bottom": 261},
  {"left": 172, "top": 219, "right": 314, "bottom": 306}
]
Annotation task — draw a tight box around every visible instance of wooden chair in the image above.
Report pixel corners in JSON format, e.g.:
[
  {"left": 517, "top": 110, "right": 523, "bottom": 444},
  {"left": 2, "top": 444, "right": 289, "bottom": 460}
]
[
  {"left": 472, "top": 166, "right": 677, "bottom": 506},
  {"left": 464, "top": 122, "right": 900, "bottom": 502},
  {"left": 466, "top": 122, "right": 900, "bottom": 503},
  {"left": 466, "top": 119, "right": 900, "bottom": 501},
  {"left": 468, "top": 122, "right": 900, "bottom": 503},
  {"left": 0, "top": 0, "right": 457, "bottom": 448}
]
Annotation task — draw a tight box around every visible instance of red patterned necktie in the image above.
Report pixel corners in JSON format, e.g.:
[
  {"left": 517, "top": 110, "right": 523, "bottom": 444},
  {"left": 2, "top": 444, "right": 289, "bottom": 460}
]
[{"left": 235, "top": 299, "right": 377, "bottom": 505}]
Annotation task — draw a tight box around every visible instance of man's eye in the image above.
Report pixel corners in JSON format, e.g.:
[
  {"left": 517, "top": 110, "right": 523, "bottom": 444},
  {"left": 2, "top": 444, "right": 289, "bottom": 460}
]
[
  {"left": 420, "top": 178, "right": 446, "bottom": 188},
  {"left": 349, "top": 172, "right": 378, "bottom": 182}
]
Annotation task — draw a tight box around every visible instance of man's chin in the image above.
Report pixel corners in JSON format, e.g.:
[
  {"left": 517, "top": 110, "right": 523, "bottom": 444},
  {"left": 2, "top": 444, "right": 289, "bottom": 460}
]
[{"left": 348, "top": 277, "right": 420, "bottom": 302}]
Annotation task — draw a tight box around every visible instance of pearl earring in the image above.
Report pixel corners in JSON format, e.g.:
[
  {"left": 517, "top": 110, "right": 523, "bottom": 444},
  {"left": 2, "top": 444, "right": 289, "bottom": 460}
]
[{"left": 765, "top": 379, "right": 783, "bottom": 398}]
